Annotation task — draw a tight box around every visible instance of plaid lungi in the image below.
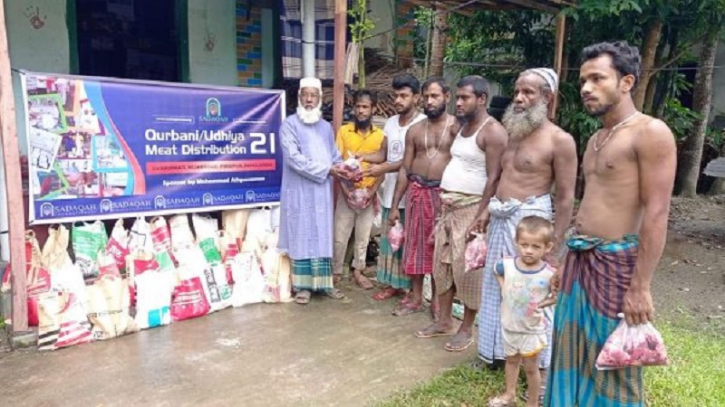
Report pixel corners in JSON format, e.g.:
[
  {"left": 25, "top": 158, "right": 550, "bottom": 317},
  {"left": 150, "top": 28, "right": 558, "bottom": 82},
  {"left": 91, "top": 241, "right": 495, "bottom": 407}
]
[
  {"left": 432, "top": 192, "right": 481, "bottom": 309},
  {"left": 377, "top": 208, "right": 411, "bottom": 289},
  {"left": 402, "top": 175, "right": 441, "bottom": 276},
  {"left": 544, "top": 234, "right": 642, "bottom": 407},
  {"left": 291, "top": 258, "right": 334, "bottom": 293},
  {"left": 478, "top": 195, "right": 553, "bottom": 368}
]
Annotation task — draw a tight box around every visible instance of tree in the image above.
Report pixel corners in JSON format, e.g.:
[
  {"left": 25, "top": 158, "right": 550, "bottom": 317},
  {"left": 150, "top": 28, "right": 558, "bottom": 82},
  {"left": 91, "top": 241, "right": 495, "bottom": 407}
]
[
  {"left": 349, "top": 0, "right": 374, "bottom": 88},
  {"left": 674, "top": 1, "right": 725, "bottom": 196}
]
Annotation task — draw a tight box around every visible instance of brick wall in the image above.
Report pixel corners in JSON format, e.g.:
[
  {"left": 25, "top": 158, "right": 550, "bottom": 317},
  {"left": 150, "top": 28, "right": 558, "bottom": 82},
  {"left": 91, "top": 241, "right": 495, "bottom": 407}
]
[
  {"left": 394, "top": 0, "right": 416, "bottom": 68},
  {"left": 236, "top": 1, "right": 263, "bottom": 87}
]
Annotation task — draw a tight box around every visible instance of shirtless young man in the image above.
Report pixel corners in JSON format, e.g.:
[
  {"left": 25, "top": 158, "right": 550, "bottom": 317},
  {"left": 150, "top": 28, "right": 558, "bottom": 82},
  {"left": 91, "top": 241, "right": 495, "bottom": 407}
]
[
  {"left": 545, "top": 41, "right": 676, "bottom": 407},
  {"left": 387, "top": 77, "right": 459, "bottom": 319},
  {"left": 474, "top": 68, "right": 578, "bottom": 404},
  {"left": 415, "top": 75, "right": 508, "bottom": 352}
]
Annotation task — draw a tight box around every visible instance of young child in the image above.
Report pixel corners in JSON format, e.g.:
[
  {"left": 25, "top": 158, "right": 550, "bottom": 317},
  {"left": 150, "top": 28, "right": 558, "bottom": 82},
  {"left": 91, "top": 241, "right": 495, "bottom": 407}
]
[{"left": 488, "top": 215, "right": 555, "bottom": 407}]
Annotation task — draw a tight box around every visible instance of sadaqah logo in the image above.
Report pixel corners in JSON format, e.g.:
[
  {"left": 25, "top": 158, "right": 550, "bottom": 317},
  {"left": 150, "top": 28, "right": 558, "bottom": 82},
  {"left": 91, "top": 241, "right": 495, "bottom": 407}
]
[
  {"left": 154, "top": 195, "right": 166, "bottom": 209},
  {"left": 100, "top": 199, "right": 113, "bottom": 213},
  {"left": 200, "top": 98, "right": 228, "bottom": 123},
  {"left": 40, "top": 202, "right": 54, "bottom": 217},
  {"left": 210, "top": 193, "right": 246, "bottom": 205},
  {"left": 245, "top": 190, "right": 280, "bottom": 203},
  {"left": 203, "top": 193, "right": 214, "bottom": 206}
]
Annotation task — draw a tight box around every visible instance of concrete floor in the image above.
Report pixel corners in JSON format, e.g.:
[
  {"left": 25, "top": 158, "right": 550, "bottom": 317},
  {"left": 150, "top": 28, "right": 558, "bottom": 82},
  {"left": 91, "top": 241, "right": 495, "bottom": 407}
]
[{"left": 0, "top": 283, "right": 475, "bottom": 407}]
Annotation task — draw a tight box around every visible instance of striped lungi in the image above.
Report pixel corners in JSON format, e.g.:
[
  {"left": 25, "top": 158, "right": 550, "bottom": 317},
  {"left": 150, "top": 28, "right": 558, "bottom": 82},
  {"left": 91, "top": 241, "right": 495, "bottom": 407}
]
[
  {"left": 432, "top": 192, "right": 481, "bottom": 309},
  {"left": 377, "top": 208, "right": 411, "bottom": 289},
  {"left": 478, "top": 195, "right": 553, "bottom": 368},
  {"left": 402, "top": 175, "right": 441, "bottom": 276},
  {"left": 291, "top": 258, "right": 334, "bottom": 293},
  {"left": 544, "top": 234, "right": 643, "bottom": 407}
]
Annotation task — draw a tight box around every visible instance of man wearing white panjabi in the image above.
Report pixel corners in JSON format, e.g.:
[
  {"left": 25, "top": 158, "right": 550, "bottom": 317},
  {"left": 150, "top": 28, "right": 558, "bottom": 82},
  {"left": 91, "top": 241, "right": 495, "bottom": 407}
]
[{"left": 278, "top": 77, "right": 353, "bottom": 305}]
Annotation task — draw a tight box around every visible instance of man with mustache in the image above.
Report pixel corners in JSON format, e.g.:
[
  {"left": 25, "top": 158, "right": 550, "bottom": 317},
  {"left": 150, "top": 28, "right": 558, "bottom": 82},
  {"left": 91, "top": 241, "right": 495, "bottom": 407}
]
[
  {"left": 416, "top": 75, "right": 508, "bottom": 353},
  {"left": 475, "top": 68, "right": 578, "bottom": 405},
  {"left": 387, "top": 77, "right": 459, "bottom": 320},
  {"left": 279, "top": 77, "right": 354, "bottom": 305},
  {"left": 360, "top": 74, "right": 426, "bottom": 303},
  {"left": 333, "top": 89, "right": 385, "bottom": 290},
  {"left": 545, "top": 41, "right": 676, "bottom": 407}
]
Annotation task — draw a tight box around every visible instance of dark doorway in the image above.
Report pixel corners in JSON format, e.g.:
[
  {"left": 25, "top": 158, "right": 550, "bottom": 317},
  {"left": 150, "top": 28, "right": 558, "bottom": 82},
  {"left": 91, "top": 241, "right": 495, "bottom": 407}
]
[{"left": 75, "top": 0, "right": 181, "bottom": 82}]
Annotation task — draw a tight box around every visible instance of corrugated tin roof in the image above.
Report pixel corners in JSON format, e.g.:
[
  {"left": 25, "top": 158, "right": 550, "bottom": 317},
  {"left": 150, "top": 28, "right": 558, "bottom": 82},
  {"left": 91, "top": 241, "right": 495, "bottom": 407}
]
[{"left": 704, "top": 157, "right": 725, "bottom": 178}]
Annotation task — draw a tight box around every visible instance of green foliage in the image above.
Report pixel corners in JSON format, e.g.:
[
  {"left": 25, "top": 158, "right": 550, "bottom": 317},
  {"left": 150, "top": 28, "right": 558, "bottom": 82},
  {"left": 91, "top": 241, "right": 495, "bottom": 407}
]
[
  {"left": 555, "top": 82, "right": 600, "bottom": 153},
  {"left": 663, "top": 99, "right": 702, "bottom": 141},
  {"left": 348, "top": 0, "right": 375, "bottom": 87}
]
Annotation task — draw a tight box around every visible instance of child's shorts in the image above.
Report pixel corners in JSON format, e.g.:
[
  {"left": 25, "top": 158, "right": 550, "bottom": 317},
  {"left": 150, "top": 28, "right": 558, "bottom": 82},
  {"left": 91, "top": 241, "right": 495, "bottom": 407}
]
[{"left": 502, "top": 329, "right": 547, "bottom": 358}]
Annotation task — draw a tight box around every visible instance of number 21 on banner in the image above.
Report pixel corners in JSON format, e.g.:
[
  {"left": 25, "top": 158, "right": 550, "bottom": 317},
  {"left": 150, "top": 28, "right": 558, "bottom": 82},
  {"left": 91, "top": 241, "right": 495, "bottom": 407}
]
[{"left": 250, "top": 133, "right": 276, "bottom": 154}]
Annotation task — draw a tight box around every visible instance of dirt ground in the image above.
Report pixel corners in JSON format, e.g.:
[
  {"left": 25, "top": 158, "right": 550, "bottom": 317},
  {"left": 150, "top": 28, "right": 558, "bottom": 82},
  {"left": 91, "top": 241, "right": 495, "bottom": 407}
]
[{"left": 654, "top": 196, "right": 725, "bottom": 332}]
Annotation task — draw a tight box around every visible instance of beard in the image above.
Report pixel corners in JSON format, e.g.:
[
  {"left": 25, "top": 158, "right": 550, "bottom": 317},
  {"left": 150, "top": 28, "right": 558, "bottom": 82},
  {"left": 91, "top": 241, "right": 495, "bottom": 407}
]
[
  {"left": 502, "top": 100, "right": 548, "bottom": 142},
  {"left": 297, "top": 104, "right": 322, "bottom": 124},
  {"left": 355, "top": 117, "right": 372, "bottom": 129},
  {"left": 424, "top": 103, "right": 446, "bottom": 119}
]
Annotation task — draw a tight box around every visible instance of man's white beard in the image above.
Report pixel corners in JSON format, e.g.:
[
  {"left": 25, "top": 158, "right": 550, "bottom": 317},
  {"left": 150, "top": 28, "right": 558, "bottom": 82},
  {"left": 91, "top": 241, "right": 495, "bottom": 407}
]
[
  {"left": 297, "top": 105, "right": 322, "bottom": 124},
  {"left": 502, "top": 99, "right": 548, "bottom": 142}
]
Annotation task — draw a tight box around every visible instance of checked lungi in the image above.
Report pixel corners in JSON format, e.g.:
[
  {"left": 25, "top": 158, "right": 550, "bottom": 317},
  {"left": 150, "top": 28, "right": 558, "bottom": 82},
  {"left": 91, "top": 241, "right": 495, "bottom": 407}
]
[
  {"left": 402, "top": 174, "right": 441, "bottom": 276},
  {"left": 478, "top": 195, "right": 554, "bottom": 368},
  {"left": 377, "top": 208, "right": 411, "bottom": 289},
  {"left": 432, "top": 192, "right": 482, "bottom": 309},
  {"left": 291, "top": 258, "right": 334, "bottom": 293},
  {"left": 544, "top": 234, "right": 643, "bottom": 407}
]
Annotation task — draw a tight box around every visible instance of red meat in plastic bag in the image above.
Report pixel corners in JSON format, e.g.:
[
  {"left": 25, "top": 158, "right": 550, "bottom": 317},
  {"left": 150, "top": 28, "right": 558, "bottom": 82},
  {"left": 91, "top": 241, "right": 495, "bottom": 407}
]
[
  {"left": 347, "top": 188, "right": 370, "bottom": 210},
  {"left": 388, "top": 221, "right": 404, "bottom": 252},
  {"left": 464, "top": 233, "right": 488, "bottom": 272},
  {"left": 595, "top": 314, "right": 669, "bottom": 370}
]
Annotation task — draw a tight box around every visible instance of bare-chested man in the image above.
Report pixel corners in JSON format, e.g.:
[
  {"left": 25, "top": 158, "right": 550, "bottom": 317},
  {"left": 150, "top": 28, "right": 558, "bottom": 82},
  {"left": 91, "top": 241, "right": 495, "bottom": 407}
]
[
  {"left": 475, "top": 68, "right": 578, "bottom": 405},
  {"left": 545, "top": 41, "right": 676, "bottom": 407},
  {"left": 387, "top": 77, "right": 459, "bottom": 320},
  {"left": 415, "top": 76, "right": 507, "bottom": 353}
]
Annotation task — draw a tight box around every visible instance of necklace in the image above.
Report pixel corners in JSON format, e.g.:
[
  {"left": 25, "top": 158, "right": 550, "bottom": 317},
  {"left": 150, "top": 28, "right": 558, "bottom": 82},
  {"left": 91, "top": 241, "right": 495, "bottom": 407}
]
[
  {"left": 594, "top": 111, "right": 640, "bottom": 152},
  {"left": 425, "top": 116, "right": 451, "bottom": 159}
]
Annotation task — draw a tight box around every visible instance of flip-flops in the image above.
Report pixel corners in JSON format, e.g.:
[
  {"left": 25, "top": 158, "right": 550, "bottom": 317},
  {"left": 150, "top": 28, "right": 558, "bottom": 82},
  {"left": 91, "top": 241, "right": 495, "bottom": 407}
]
[
  {"left": 325, "top": 288, "right": 345, "bottom": 300},
  {"left": 444, "top": 332, "right": 474, "bottom": 352},
  {"left": 414, "top": 323, "right": 457, "bottom": 339},
  {"left": 392, "top": 301, "right": 424, "bottom": 316},
  {"left": 294, "top": 290, "right": 311, "bottom": 305},
  {"left": 488, "top": 396, "right": 516, "bottom": 407},
  {"left": 372, "top": 287, "right": 404, "bottom": 301}
]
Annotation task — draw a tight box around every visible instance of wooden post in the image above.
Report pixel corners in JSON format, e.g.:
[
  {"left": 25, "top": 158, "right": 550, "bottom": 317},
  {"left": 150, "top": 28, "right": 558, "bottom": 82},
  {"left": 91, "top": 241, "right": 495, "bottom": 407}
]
[
  {"left": 0, "top": 0, "right": 29, "bottom": 332},
  {"left": 333, "top": 0, "right": 347, "bottom": 132},
  {"left": 430, "top": 5, "right": 448, "bottom": 77},
  {"left": 551, "top": 13, "right": 566, "bottom": 120}
]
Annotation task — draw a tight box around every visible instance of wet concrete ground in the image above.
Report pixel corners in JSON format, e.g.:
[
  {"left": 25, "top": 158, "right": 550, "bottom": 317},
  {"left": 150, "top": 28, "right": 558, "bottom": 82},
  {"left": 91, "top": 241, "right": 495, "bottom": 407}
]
[{"left": 0, "top": 284, "right": 475, "bottom": 407}]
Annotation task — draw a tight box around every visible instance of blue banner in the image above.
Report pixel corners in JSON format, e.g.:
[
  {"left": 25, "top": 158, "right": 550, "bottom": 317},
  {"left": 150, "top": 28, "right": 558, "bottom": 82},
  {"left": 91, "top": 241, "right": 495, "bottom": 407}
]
[{"left": 22, "top": 72, "right": 285, "bottom": 224}]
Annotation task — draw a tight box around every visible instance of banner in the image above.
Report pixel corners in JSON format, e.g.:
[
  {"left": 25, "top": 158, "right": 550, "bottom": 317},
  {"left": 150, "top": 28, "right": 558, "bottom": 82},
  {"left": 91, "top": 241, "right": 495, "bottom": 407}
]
[{"left": 21, "top": 72, "right": 285, "bottom": 224}]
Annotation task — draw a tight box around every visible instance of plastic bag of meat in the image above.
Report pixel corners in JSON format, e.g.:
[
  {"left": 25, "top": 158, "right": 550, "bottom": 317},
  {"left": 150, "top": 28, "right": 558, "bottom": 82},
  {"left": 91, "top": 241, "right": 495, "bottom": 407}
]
[
  {"left": 464, "top": 233, "right": 488, "bottom": 272},
  {"left": 595, "top": 313, "right": 669, "bottom": 370},
  {"left": 347, "top": 188, "right": 370, "bottom": 210},
  {"left": 388, "top": 221, "right": 404, "bottom": 253}
]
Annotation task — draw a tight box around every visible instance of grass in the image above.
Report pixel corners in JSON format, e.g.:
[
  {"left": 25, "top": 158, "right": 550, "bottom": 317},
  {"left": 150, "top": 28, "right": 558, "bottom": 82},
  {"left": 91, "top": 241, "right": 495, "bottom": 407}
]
[{"left": 378, "top": 318, "right": 725, "bottom": 407}]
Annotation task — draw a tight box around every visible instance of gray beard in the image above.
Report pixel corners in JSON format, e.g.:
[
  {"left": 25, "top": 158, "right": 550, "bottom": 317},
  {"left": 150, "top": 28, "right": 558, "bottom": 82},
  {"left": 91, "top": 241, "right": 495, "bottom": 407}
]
[
  {"left": 297, "top": 105, "right": 322, "bottom": 124},
  {"left": 502, "top": 100, "right": 548, "bottom": 142}
]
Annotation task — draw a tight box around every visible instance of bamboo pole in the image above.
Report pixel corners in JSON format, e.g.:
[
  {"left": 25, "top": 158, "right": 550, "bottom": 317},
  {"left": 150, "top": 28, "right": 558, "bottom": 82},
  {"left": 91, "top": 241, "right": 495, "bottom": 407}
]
[
  {"left": 0, "top": 0, "right": 28, "bottom": 332},
  {"left": 551, "top": 13, "right": 566, "bottom": 120},
  {"left": 333, "top": 0, "right": 347, "bottom": 132}
]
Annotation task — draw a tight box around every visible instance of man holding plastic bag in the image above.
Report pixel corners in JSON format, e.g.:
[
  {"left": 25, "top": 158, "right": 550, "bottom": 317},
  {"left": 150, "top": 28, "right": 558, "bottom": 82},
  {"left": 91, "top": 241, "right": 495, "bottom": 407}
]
[
  {"left": 332, "top": 89, "right": 385, "bottom": 291},
  {"left": 545, "top": 41, "right": 676, "bottom": 407},
  {"left": 278, "top": 77, "right": 355, "bottom": 305}
]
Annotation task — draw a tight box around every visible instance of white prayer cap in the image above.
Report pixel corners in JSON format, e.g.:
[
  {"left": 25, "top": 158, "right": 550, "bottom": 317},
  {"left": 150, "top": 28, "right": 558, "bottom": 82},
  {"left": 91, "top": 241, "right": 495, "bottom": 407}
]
[
  {"left": 299, "top": 77, "right": 322, "bottom": 92},
  {"left": 523, "top": 68, "right": 558, "bottom": 93}
]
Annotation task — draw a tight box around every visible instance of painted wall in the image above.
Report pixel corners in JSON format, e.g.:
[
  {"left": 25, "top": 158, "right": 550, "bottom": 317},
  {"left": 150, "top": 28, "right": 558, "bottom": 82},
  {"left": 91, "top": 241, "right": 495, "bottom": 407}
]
[
  {"left": 366, "top": 0, "right": 417, "bottom": 67},
  {"left": 236, "top": 1, "right": 264, "bottom": 87},
  {"left": 188, "top": 0, "right": 238, "bottom": 86},
  {"left": 5, "top": 0, "right": 71, "bottom": 155}
]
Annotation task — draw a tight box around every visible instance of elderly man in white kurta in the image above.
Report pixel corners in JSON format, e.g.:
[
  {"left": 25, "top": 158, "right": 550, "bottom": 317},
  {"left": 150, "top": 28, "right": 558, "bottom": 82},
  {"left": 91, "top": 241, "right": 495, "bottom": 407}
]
[{"left": 278, "top": 77, "right": 351, "bottom": 305}]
